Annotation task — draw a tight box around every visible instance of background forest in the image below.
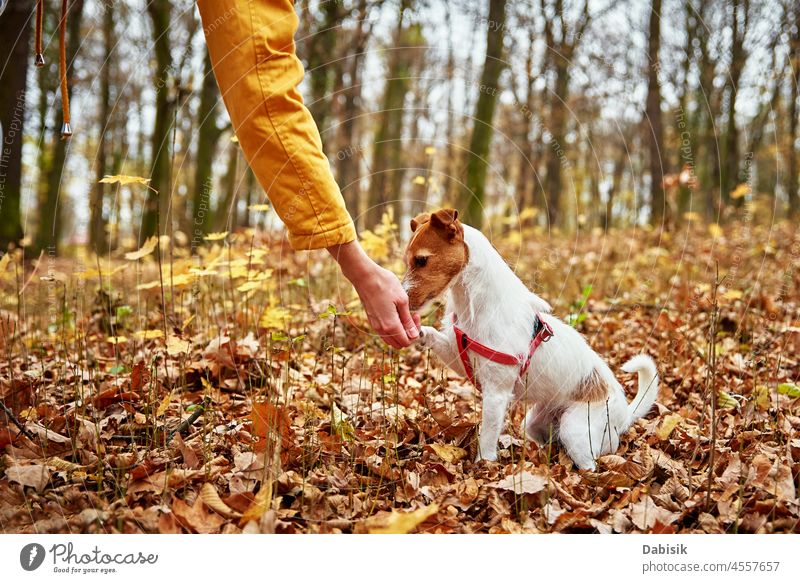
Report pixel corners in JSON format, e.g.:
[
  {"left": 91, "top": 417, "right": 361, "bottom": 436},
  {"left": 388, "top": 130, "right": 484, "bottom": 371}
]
[
  {"left": 0, "top": 1, "right": 798, "bottom": 534},
  {"left": 1, "top": 0, "right": 799, "bottom": 248}
]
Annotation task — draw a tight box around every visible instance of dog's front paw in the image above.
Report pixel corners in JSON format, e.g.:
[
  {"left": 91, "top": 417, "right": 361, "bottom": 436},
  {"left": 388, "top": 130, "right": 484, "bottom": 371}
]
[{"left": 417, "top": 325, "right": 437, "bottom": 349}]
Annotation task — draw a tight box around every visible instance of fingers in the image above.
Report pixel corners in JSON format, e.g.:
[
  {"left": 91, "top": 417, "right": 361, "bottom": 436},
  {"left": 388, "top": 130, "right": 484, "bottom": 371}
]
[{"left": 396, "top": 297, "right": 419, "bottom": 343}]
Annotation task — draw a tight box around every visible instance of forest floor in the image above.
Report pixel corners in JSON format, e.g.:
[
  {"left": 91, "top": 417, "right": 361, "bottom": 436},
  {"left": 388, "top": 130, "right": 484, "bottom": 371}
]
[{"left": 1, "top": 215, "right": 798, "bottom": 533}]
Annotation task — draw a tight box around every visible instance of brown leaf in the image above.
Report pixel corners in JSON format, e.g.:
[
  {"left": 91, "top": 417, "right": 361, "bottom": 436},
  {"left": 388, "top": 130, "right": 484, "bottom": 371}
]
[
  {"left": 5, "top": 464, "right": 50, "bottom": 492},
  {"left": 173, "top": 433, "right": 200, "bottom": 469},
  {"left": 172, "top": 496, "right": 226, "bottom": 534},
  {"left": 428, "top": 443, "right": 467, "bottom": 463},
  {"left": 199, "top": 482, "right": 242, "bottom": 519},
  {"left": 629, "top": 495, "right": 680, "bottom": 531},
  {"left": 130, "top": 361, "right": 151, "bottom": 392},
  {"left": 491, "top": 471, "right": 548, "bottom": 495}
]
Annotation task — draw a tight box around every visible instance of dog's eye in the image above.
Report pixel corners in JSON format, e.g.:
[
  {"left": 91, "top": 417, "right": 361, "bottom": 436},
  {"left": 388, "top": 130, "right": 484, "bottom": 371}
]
[{"left": 414, "top": 256, "right": 428, "bottom": 268}]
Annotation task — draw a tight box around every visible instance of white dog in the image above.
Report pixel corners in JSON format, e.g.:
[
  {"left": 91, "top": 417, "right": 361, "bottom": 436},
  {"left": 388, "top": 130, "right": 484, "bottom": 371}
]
[{"left": 402, "top": 208, "right": 659, "bottom": 470}]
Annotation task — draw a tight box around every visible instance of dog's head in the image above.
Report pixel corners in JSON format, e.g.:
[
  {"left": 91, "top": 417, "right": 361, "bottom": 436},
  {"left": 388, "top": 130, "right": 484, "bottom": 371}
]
[{"left": 402, "top": 208, "right": 469, "bottom": 312}]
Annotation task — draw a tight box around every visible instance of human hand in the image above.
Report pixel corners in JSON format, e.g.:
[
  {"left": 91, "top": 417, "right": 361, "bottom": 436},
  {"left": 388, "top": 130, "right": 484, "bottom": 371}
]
[{"left": 327, "top": 241, "right": 420, "bottom": 349}]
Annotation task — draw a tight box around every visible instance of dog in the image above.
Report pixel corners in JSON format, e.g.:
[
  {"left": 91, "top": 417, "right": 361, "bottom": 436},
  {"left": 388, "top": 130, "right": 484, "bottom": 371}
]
[{"left": 402, "top": 208, "right": 659, "bottom": 470}]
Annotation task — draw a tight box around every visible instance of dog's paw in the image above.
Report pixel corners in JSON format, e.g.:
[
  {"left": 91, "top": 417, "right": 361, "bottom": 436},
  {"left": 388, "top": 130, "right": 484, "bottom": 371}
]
[
  {"left": 417, "top": 325, "right": 437, "bottom": 349},
  {"left": 474, "top": 451, "right": 498, "bottom": 463}
]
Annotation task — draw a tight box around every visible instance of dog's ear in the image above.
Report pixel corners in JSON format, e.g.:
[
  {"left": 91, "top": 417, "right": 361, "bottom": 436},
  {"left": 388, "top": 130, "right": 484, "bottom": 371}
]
[
  {"left": 430, "top": 208, "right": 462, "bottom": 240},
  {"left": 410, "top": 212, "right": 431, "bottom": 233}
]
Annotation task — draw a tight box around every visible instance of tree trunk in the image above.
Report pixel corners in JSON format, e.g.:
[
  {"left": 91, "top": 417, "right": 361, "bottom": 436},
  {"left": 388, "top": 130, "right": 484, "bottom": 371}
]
[
  {"left": 367, "top": 6, "right": 423, "bottom": 227},
  {"left": 306, "top": 0, "right": 343, "bottom": 139},
  {"left": 605, "top": 142, "right": 626, "bottom": 231},
  {"left": 0, "top": 0, "right": 33, "bottom": 249},
  {"left": 787, "top": 4, "right": 800, "bottom": 219},
  {"left": 544, "top": 60, "right": 569, "bottom": 227},
  {"left": 646, "top": 0, "right": 665, "bottom": 227},
  {"left": 721, "top": 0, "right": 747, "bottom": 210},
  {"left": 141, "top": 0, "right": 174, "bottom": 244},
  {"left": 335, "top": 0, "right": 370, "bottom": 221},
  {"left": 90, "top": 1, "right": 114, "bottom": 255},
  {"left": 459, "top": 0, "right": 507, "bottom": 228},
  {"left": 215, "top": 143, "right": 239, "bottom": 232},
  {"left": 191, "top": 48, "right": 222, "bottom": 236},
  {"left": 35, "top": 0, "right": 85, "bottom": 255}
]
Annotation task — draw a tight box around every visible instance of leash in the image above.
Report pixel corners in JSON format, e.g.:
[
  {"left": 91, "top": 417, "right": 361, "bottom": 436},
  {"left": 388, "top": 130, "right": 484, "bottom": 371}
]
[
  {"left": 34, "top": 0, "right": 73, "bottom": 139},
  {"left": 452, "top": 312, "right": 553, "bottom": 390}
]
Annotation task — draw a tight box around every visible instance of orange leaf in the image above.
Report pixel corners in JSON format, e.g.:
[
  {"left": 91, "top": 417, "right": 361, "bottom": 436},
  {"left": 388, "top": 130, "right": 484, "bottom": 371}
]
[{"left": 250, "top": 401, "right": 292, "bottom": 448}]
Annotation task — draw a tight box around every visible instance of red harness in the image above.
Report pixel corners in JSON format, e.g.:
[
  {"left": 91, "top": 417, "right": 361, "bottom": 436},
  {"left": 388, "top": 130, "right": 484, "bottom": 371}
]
[{"left": 452, "top": 313, "right": 553, "bottom": 390}]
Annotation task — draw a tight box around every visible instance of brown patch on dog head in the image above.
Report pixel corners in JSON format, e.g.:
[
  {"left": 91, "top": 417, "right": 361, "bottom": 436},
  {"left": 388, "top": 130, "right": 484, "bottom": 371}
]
[
  {"left": 572, "top": 369, "right": 610, "bottom": 403},
  {"left": 402, "top": 208, "right": 469, "bottom": 311}
]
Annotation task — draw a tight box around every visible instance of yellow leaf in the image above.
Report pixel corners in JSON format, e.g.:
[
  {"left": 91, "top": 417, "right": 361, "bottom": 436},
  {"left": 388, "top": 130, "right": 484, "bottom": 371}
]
[
  {"left": 259, "top": 307, "right": 291, "bottom": 329},
  {"left": 241, "top": 481, "right": 273, "bottom": 525},
  {"left": 203, "top": 231, "right": 229, "bottom": 241},
  {"left": 753, "top": 385, "right": 770, "bottom": 412},
  {"left": 717, "top": 390, "right": 739, "bottom": 409},
  {"left": 412, "top": 175, "right": 426, "bottom": 185},
  {"left": 156, "top": 390, "right": 173, "bottom": 417},
  {"left": 655, "top": 413, "right": 682, "bottom": 440},
  {"left": 730, "top": 183, "right": 750, "bottom": 199},
  {"left": 721, "top": 289, "right": 743, "bottom": 301},
  {"left": 708, "top": 223, "right": 723, "bottom": 238},
  {"left": 182, "top": 315, "right": 195, "bottom": 332},
  {"left": 107, "top": 336, "right": 128, "bottom": 344},
  {"left": 237, "top": 280, "right": 264, "bottom": 293},
  {"left": 424, "top": 146, "right": 436, "bottom": 155},
  {"left": 428, "top": 443, "right": 467, "bottom": 463},
  {"left": 136, "top": 280, "right": 161, "bottom": 291},
  {"left": 683, "top": 211, "right": 701, "bottom": 222},
  {"left": 133, "top": 329, "right": 164, "bottom": 340},
  {"left": 166, "top": 335, "right": 190, "bottom": 356},
  {"left": 230, "top": 135, "right": 239, "bottom": 143},
  {"left": 99, "top": 174, "right": 151, "bottom": 187},
  {"left": 359, "top": 230, "right": 389, "bottom": 261},
  {"left": 367, "top": 504, "right": 438, "bottom": 534},
  {"left": 124, "top": 236, "right": 158, "bottom": 260},
  {"left": 248, "top": 204, "right": 271, "bottom": 212}
]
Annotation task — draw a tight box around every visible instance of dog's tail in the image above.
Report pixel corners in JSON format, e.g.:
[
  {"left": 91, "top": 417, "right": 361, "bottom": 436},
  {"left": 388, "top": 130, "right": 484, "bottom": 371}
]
[{"left": 621, "top": 354, "right": 659, "bottom": 426}]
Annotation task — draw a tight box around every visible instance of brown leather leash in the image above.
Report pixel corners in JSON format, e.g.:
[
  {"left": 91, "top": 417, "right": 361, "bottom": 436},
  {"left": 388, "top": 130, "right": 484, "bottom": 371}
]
[{"left": 34, "top": 0, "right": 73, "bottom": 139}]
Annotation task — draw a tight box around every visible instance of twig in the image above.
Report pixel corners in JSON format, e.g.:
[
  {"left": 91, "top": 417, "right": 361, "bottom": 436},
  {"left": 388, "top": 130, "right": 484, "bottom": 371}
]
[
  {"left": 167, "top": 398, "right": 210, "bottom": 443},
  {"left": 0, "top": 400, "right": 37, "bottom": 441},
  {"left": 705, "top": 261, "right": 721, "bottom": 510}
]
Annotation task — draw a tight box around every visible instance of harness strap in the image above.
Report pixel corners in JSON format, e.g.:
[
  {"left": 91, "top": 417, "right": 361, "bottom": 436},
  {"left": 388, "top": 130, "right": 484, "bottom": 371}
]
[{"left": 453, "top": 313, "right": 553, "bottom": 390}]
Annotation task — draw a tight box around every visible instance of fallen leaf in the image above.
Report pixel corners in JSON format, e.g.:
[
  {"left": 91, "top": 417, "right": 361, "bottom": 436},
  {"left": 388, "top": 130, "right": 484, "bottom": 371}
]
[
  {"left": 99, "top": 174, "right": 151, "bottom": 186},
  {"left": 777, "top": 383, "right": 800, "bottom": 398},
  {"left": 6, "top": 464, "right": 50, "bottom": 492},
  {"left": 166, "top": 335, "right": 190, "bottom": 356},
  {"left": 200, "top": 482, "right": 242, "bottom": 518},
  {"left": 655, "top": 413, "right": 682, "bottom": 440},
  {"left": 172, "top": 496, "right": 225, "bottom": 534},
  {"left": 629, "top": 495, "right": 679, "bottom": 531},
  {"left": 366, "top": 504, "right": 439, "bottom": 534},
  {"left": 428, "top": 443, "right": 467, "bottom": 463},
  {"left": 491, "top": 471, "right": 548, "bottom": 495},
  {"left": 124, "top": 236, "right": 158, "bottom": 260}
]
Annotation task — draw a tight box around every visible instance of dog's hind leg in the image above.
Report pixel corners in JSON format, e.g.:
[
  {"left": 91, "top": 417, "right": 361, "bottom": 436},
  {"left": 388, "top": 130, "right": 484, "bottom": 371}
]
[{"left": 523, "top": 406, "right": 558, "bottom": 445}]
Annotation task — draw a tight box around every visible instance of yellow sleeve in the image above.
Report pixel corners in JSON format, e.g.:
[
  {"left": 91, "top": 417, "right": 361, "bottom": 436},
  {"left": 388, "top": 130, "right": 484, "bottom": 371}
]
[{"left": 197, "top": 0, "right": 356, "bottom": 250}]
